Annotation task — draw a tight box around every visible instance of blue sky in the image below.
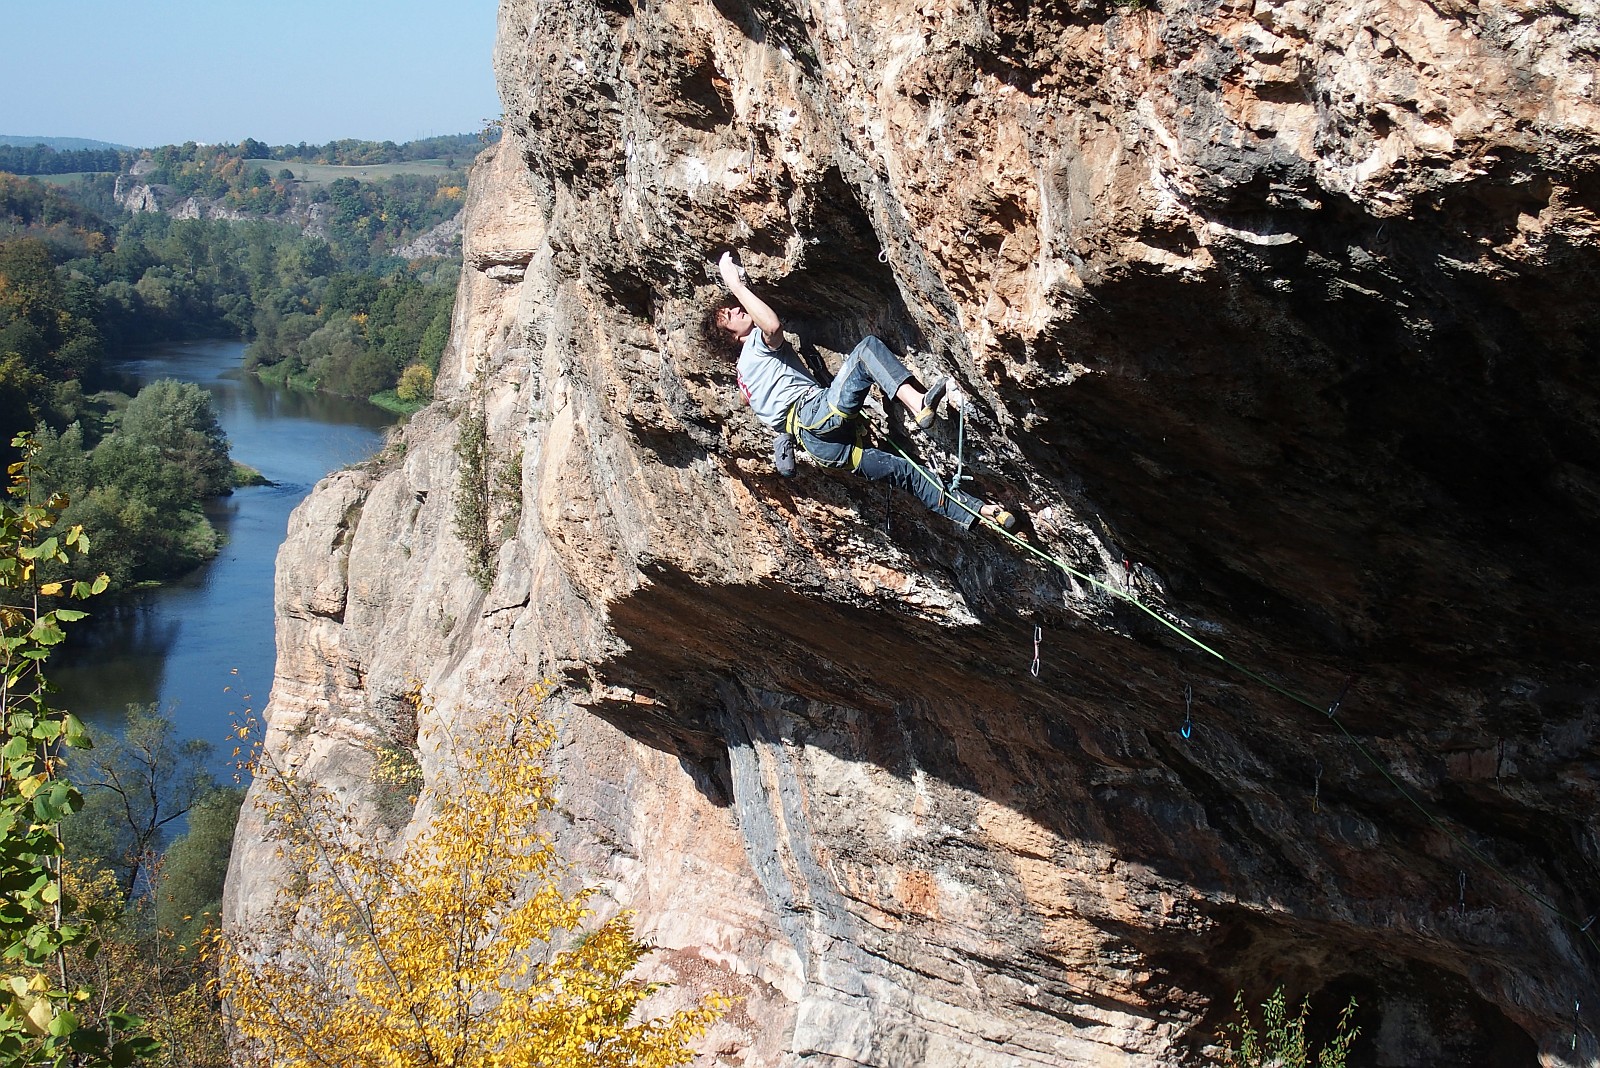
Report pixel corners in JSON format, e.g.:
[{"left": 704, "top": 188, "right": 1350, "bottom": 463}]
[{"left": 0, "top": 1, "right": 501, "bottom": 148}]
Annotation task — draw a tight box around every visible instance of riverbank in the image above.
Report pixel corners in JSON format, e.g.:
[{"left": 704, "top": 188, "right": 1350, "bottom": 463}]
[
  {"left": 231, "top": 461, "right": 270, "bottom": 487},
  {"left": 53, "top": 339, "right": 395, "bottom": 784},
  {"left": 252, "top": 360, "right": 427, "bottom": 416}
]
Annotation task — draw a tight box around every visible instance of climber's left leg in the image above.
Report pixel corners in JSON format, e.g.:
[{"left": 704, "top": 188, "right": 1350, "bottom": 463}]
[{"left": 854, "top": 447, "right": 987, "bottom": 528}]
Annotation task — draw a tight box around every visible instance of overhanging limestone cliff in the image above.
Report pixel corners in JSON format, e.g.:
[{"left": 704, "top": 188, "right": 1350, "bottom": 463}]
[{"left": 227, "top": 0, "right": 1600, "bottom": 1063}]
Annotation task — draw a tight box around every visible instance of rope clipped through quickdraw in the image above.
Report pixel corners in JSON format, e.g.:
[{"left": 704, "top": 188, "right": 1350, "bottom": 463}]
[
  {"left": 877, "top": 431, "right": 1600, "bottom": 962},
  {"left": 948, "top": 402, "right": 968, "bottom": 496},
  {"left": 1327, "top": 675, "right": 1356, "bottom": 720}
]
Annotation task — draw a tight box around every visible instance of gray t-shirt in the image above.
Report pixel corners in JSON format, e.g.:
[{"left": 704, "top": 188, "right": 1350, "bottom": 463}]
[{"left": 736, "top": 326, "right": 818, "bottom": 430}]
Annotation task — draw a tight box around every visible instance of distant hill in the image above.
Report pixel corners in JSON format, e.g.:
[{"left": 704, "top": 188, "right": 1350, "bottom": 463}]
[{"left": 0, "top": 135, "right": 131, "bottom": 151}]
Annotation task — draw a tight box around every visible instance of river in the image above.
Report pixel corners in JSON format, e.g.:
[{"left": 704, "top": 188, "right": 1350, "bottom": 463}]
[{"left": 52, "top": 339, "right": 396, "bottom": 783}]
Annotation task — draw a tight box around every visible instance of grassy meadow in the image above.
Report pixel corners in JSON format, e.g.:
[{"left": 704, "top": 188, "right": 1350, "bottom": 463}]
[{"left": 245, "top": 159, "right": 462, "bottom": 184}]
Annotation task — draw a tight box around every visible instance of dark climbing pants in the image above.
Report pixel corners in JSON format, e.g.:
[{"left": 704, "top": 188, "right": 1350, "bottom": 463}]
[
  {"left": 853, "top": 447, "right": 980, "bottom": 529},
  {"left": 793, "top": 335, "right": 980, "bottom": 529}
]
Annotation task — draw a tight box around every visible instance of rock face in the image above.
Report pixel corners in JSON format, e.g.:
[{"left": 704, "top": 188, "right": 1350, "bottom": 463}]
[
  {"left": 224, "top": 0, "right": 1600, "bottom": 1064},
  {"left": 112, "top": 175, "right": 249, "bottom": 221},
  {"left": 393, "top": 213, "right": 465, "bottom": 260}
]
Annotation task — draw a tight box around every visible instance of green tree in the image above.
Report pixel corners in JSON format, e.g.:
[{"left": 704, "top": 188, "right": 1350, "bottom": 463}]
[
  {"left": 115, "top": 379, "right": 232, "bottom": 499},
  {"left": 68, "top": 703, "right": 216, "bottom": 898},
  {"left": 0, "top": 432, "right": 154, "bottom": 1066},
  {"left": 37, "top": 380, "right": 234, "bottom": 593},
  {"left": 54, "top": 711, "right": 238, "bottom": 1068},
  {"left": 153, "top": 786, "right": 243, "bottom": 954},
  {"left": 61, "top": 866, "right": 226, "bottom": 1068}
]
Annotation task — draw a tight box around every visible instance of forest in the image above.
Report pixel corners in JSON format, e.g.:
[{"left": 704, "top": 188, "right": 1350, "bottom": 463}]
[
  {"left": 0, "top": 131, "right": 488, "bottom": 176},
  {"left": 0, "top": 143, "right": 126, "bottom": 176},
  {"left": 0, "top": 138, "right": 464, "bottom": 595}
]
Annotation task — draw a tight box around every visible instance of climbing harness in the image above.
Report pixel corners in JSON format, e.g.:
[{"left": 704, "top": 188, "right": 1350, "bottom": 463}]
[
  {"left": 878, "top": 428, "right": 1600, "bottom": 961},
  {"left": 785, "top": 398, "right": 867, "bottom": 471}
]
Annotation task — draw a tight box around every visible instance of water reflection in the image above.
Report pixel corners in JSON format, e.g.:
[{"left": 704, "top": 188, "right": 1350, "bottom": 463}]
[{"left": 53, "top": 340, "right": 396, "bottom": 782}]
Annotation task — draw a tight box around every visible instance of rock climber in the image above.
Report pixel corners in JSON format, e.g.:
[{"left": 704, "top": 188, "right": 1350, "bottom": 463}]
[{"left": 704, "top": 250, "right": 1014, "bottom": 532}]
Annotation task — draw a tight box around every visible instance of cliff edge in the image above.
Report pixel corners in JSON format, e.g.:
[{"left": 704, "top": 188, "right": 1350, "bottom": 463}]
[{"left": 226, "top": 0, "right": 1600, "bottom": 1063}]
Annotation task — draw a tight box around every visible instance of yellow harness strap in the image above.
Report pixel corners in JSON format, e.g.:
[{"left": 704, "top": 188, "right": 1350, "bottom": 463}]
[{"left": 786, "top": 402, "right": 866, "bottom": 471}]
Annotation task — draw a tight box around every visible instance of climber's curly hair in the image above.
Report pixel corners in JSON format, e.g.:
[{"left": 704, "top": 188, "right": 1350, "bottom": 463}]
[{"left": 699, "top": 298, "right": 744, "bottom": 359}]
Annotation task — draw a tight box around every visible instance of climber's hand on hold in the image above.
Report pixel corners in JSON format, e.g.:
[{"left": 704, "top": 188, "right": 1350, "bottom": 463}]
[
  {"left": 719, "top": 251, "right": 781, "bottom": 337},
  {"left": 719, "top": 250, "right": 749, "bottom": 290}
]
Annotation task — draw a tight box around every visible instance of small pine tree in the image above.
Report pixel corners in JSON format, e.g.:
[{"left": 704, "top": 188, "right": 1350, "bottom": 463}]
[{"left": 219, "top": 688, "right": 726, "bottom": 1067}]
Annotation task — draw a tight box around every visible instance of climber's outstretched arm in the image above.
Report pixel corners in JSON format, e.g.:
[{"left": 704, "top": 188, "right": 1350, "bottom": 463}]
[{"left": 720, "top": 252, "right": 782, "bottom": 338}]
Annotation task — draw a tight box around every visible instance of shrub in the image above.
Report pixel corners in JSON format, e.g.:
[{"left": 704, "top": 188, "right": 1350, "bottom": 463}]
[
  {"left": 1216, "top": 987, "right": 1358, "bottom": 1068},
  {"left": 395, "top": 363, "right": 434, "bottom": 404},
  {"left": 219, "top": 687, "right": 727, "bottom": 1066}
]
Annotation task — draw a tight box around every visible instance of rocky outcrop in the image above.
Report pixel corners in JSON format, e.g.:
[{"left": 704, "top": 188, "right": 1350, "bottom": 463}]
[
  {"left": 394, "top": 213, "right": 465, "bottom": 260},
  {"left": 112, "top": 177, "right": 249, "bottom": 222},
  {"left": 112, "top": 175, "right": 162, "bottom": 214},
  {"left": 226, "top": 0, "right": 1600, "bottom": 1064},
  {"left": 110, "top": 178, "right": 420, "bottom": 242}
]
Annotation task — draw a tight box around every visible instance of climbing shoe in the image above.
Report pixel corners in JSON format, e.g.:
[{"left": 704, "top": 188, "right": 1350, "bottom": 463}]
[
  {"left": 773, "top": 432, "right": 797, "bottom": 477},
  {"left": 916, "top": 378, "right": 950, "bottom": 430},
  {"left": 980, "top": 504, "right": 1016, "bottom": 531}
]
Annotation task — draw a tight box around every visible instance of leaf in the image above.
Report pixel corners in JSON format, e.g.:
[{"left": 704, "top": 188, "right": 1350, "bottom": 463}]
[
  {"left": 27, "top": 621, "right": 64, "bottom": 646},
  {"left": 18, "top": 536, "right": 56, "bottom": 562},
  {"left": 61, "top": 715, "right": 89, "bottom": 748},
  {"left": 36, "top": 583, "right": 61, "bottom": 597},
  {"left": 21, "top": 996, "right": 50, "bottom": 1036}
]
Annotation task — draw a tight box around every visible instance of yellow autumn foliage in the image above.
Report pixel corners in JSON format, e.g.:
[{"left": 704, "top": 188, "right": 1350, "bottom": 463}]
[
  {"left": 219, "top": 689, "right": 725, "bottom": 1068},
  {"left": 60, "top": 866, "right": 227, "bottom": 1067},
  {"left": 395, "top": 364, "right": 434, "bottom": 405}
]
